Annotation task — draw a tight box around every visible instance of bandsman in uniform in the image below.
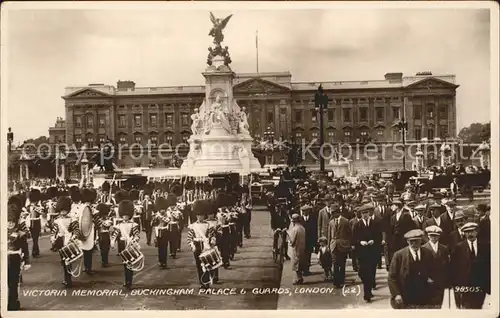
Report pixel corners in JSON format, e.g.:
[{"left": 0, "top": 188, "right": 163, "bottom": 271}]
[
  {"left": 167, "top": 194, "right": 183, "bottom": 258},
  {"left": 75, "top": 188, "right": 103, "bottom": 275},
  {"left": 45, "top": 186, "right": 59, "bottom": 232},
  {"left": 96, "top": 203, "right": 112, "bottom": 267},
  {"left": 241, "top": 188, "right": 252, "bottom": 239},
  {"left": 26, "top": 188, "right": 45, "bottom": 258},
  {"left": 422, "top": 225, "right": 449, "bottom": 308},
  {"left": 8, "top": 196, "right": 31, "bottom": 310},
  {"left": 110, "top": 200, "right": 141, "bottom": 290},
  {"left": 450, "top": 222, "right": 490, "bottom": 309},
  {"left": 388, "top": 229, "right": 435, "bottom": 309},
  {"left": 216, "top": 194, "right": 231, "bottom": 269},
  {"left": 187, "top": 200, "right": 218, "bottom": 289},
  {"left": 153, "top": 196, "right": 171, "bottom": 269},
  {"left": 50, "top": 196, "right": 79, "bottom": 288},
  {"left": 206, "top": 200, "right": 223, "bottom": 284},
  {"left": 129, "top": 189, "right": 142, "bottom": 230}
]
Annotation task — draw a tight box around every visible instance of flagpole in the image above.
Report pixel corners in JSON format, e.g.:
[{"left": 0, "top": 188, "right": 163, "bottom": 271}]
[{"left": 256, "top": 30, "right": 259, "bottom": 73}]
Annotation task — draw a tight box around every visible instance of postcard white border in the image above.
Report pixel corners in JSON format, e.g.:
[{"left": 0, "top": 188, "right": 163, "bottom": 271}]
[{"left": 1, "top": 1, "right": 498, "bottom": 317}]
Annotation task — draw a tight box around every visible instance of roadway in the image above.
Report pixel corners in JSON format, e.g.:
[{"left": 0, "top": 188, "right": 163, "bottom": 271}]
[{"left": 18, "top": 206, "right": 282, "bottom": 310}]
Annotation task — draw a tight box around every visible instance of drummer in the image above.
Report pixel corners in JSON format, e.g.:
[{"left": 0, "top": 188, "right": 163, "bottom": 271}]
[
  {"left": 76, "top": 188, "right": 102, "bottom": 275},
  {"left": 187, "top": 200, "right": 217, "bottom": 289},
  {"left": 206, "top": 200, "right": 223, "bottom": 284},
  {"left": 50, "top": 196, "right": 79, "bottom": 288},
  {"left": 111, "top": 200, "right": 141, "bottom": 290},
  {"left": 96, "top": 203, "right": 112, "bottom": 268}
]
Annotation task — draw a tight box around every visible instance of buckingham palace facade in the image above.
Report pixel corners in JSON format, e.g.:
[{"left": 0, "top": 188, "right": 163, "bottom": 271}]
[{"left": 58, "top": 71, "right": 459, "bottom": 167}]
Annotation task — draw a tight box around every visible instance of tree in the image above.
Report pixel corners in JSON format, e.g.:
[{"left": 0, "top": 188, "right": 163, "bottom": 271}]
[
  {"left": 22, "top": 136, "right": 49, "bottom": 147},
  {"left": 458, "top": 122, "right": 490, "bottom": 143}
]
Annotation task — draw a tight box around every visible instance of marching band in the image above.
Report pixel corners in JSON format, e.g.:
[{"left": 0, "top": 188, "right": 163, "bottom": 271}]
[{"left": 7, "top": 177, "right": 252, "bottom": 309}]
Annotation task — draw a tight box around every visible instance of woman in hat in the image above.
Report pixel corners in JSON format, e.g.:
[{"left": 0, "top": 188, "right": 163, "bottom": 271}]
[{"left": 110, "top": 200, "right": 141, "bottom": 289}]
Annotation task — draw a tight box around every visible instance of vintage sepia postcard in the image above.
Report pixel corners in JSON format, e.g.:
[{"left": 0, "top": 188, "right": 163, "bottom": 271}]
[{"left": 1, "top": 1, "right": 498, "bottom": 317}]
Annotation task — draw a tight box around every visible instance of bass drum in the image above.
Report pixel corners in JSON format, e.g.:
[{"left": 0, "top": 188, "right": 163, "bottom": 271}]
[{"left": 79, "top": 205, "right": 93, "bottom": 239}]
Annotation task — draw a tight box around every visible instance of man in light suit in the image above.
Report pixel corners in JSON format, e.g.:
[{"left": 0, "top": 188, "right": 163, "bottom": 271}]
[
  {"left": 317, "top": 196, "right": 336, "bottom": 240},
  {"left": 388, "top": 229, "right": 435, "bottom": 309},
  {"left": 327, "top": 206, "right": 352, "bottom": 288},
  {"left": 289, "top": 214, "right": 307, "bottom": 285},
  {"left": 422, "top": 225, "right": 449, "bottom": 308}
]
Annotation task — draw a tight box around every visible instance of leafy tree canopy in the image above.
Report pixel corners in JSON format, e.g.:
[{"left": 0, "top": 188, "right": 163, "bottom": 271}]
[{"left": 458, "top": 122, "right": 490, "bottom": 143}]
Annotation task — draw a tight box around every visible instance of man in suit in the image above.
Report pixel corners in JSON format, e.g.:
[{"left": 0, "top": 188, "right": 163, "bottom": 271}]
[
  {"left": 422, "top": 225, "right": 450, "bottom": 308},
  {"left": 317, "top": 196, "right": 335, "bottom": 240},
  {"left": 447, "top": 210, "right": 466, "bottom": 252},
  {"left": 450, "top": 222, "right": 490, "bottom": 309},
  {"left": 476, "top": 204, "right": 490, "bottom": 245},
  {"left": 300, "top": 204, "right": 317, "bottom": 275},
  {"left": 289, "top": 214, "right": 307, "bottom": 285},
  {"left": 423, "top": 203, "right": 444, "bottom": 229},
  {"left": 439, "top": 199, "right": 458, "bottom": 248},
  {"left": 327, "top": 206, "right": 352, "bottom": 288},
  {"left": 353, "top": 203, "right": 380, "bottom": 303},
  {"left": 413, "top": 204, "right": 429, "bottom": 231},
  {"left": 388, "top": 229, "right": 435, "bottom": 309},
  {"left": 349, "top": 208, "right": 363, "bottom": 272},
  {"left": 386, "top": 200, "right": 417, "bottom": 269},
  {"left": 450, "top": 177, "right": 459, "bottom": 200}
]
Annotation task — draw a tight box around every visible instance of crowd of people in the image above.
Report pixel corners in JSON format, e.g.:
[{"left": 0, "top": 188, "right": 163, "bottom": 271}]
[
  {"left": 266, "top": 171, "right": 491, "bottom": 309},
  {"left": 6, "top": 166, "right": 492, "bottom": 310}
]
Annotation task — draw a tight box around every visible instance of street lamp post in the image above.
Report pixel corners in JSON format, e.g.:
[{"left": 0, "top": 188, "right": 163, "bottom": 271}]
[
  {"left": 314, "top": 85, "right": 328, "bottom": 172},
  {"left": 396, "top": 119, "right": 408, "bottom": 170},
  {"left": 7, "top": 127, "right": 13, "bottom": 154},
  {"left": 264, "top": 126, "right": 275, "bottom": 165}
]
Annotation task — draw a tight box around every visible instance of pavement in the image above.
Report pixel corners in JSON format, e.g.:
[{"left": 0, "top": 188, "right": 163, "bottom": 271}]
[
  {"left": 18, "top": 206, "right": 283, "bottom": 310},
  {"left": 277, "top": 192, "right": 491, "bottom": 309}
]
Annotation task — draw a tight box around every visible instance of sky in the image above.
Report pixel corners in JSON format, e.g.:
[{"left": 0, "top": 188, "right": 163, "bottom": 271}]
[{"left": 3, "top": 5, "right": 491, "bottom": 144}]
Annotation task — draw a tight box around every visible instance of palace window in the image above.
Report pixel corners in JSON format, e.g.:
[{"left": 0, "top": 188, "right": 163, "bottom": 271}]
[
  {"left": 427, "top": 128, "right": 434, "bottom": 140},
  {"left": 343, "top": 109, "right": 351, "bottom": 122},
  {"left": 134, "top": 114, "right": 142, "bottom": 127},
  {"left": 118, "top": 115, "right": 126, "bottom": 128},
  {"left": 150, "top": 135, "right": 158, "bottom": 147},
  {"left": 134, "top": 135, "right": 142, "bottom": 144},
  {"left": 328, "top": 109, "right": 334, "bottom": 122},
  {"left": 150, "top": 114, "right": 158, "bottom": 127},
  {"left": 427, "top": 105, "right": 434, "bottom": 118},
  {"left": 165, "top": 113, "right": 174, "bottom": 126},
  {"left": 439, "top": 105, "right": 448, "bottom": 120},
  {"left": 75, "top": 116, "right": 82, "bottom": 128},
  {"left": 86, "top": 134, "right": 94, "bottom": 147},
  {"left": 181, "top": 113, "right": 189, "bottom": 126},
  {"left": 99, "top": 135, "right": 106, "bottom": 144},
  {"left": 376, "top": 108, "right": 384, "bottom": 121},
  {"left": 75, "top": 136, "right": 82, "bottom": 144},
  {"left": 182, "top": 134, "right": 189, "bottom": 143},
  {"left": 165, "top": 134, "right": 173, "bottom": 146},
  {"left": 267, "top": 111, "right": 274, "bottom": 124},
  {"left": 343, "top": 131, "right": 351, "bottom": 143},
  {"left": 311, "top": 110, "right": 317, "bottom": 123},
  {"left": 99, "top": 115, "right": 106, "bottom": 127},
  {"left": 376, "top": 128, "right": 384, "bottom": 140},
  {"left": 295, "top": 110, "right": 303, "bottom": 122},
  {"left": 295, "top": 132, "right": 302, "bottom": 140},
  {"left": 86, "top": 115, "right": 94, "bottom": 128},
  {"left": 392, "top": 107, "right": 400, "bottom": 120},
  {"left": 328, "top": 131, "right": 335, "bottom": 143},
  {"left": 119, "top": 135, "right": 127, "bottom": 144},
  {"left": 312, "top": 131, "right": 319, "bottom": 141},
  {"left": 414, "top": 106, "right": 422, "bottom": 120},
  {"left": 414, "top": 127, "right": 422, "bottom": 140},
  {"left": 440, "top": 126, "right": 448, "bottom": 138},
  {"left": 359, "top": 108, "right": 367, "bottom": 121}
]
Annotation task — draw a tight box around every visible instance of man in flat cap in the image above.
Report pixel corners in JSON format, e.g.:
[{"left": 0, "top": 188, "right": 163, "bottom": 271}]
[
  {"left": 388, "top": 229, "right": 435, "bottom": 308},
  {"left": 424, "top": 203, "right": 444, "bottom": 229},
  {"left": 289, "top": 213, "right": 306, "bottom": 285},
  {"left": 439, "top": 199, "right": 458, "bottom": 248},
  {"left": 353, "top": 203, "right": 380, "bottom": 302},
  {"left": 450, "top": 222, "right": 490, "bottom": 309},
  {"left": 476, "top": 204, "right": 490, "bottom": 245},
  {"left": 413, "top": 204, "right": 428, "bottom": 231},
  {"left": 422, "top": 225, "right": 449, "bottom": 308},
  {"left": 446, "top": 210, "right": 467, "bottom": 253}
]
